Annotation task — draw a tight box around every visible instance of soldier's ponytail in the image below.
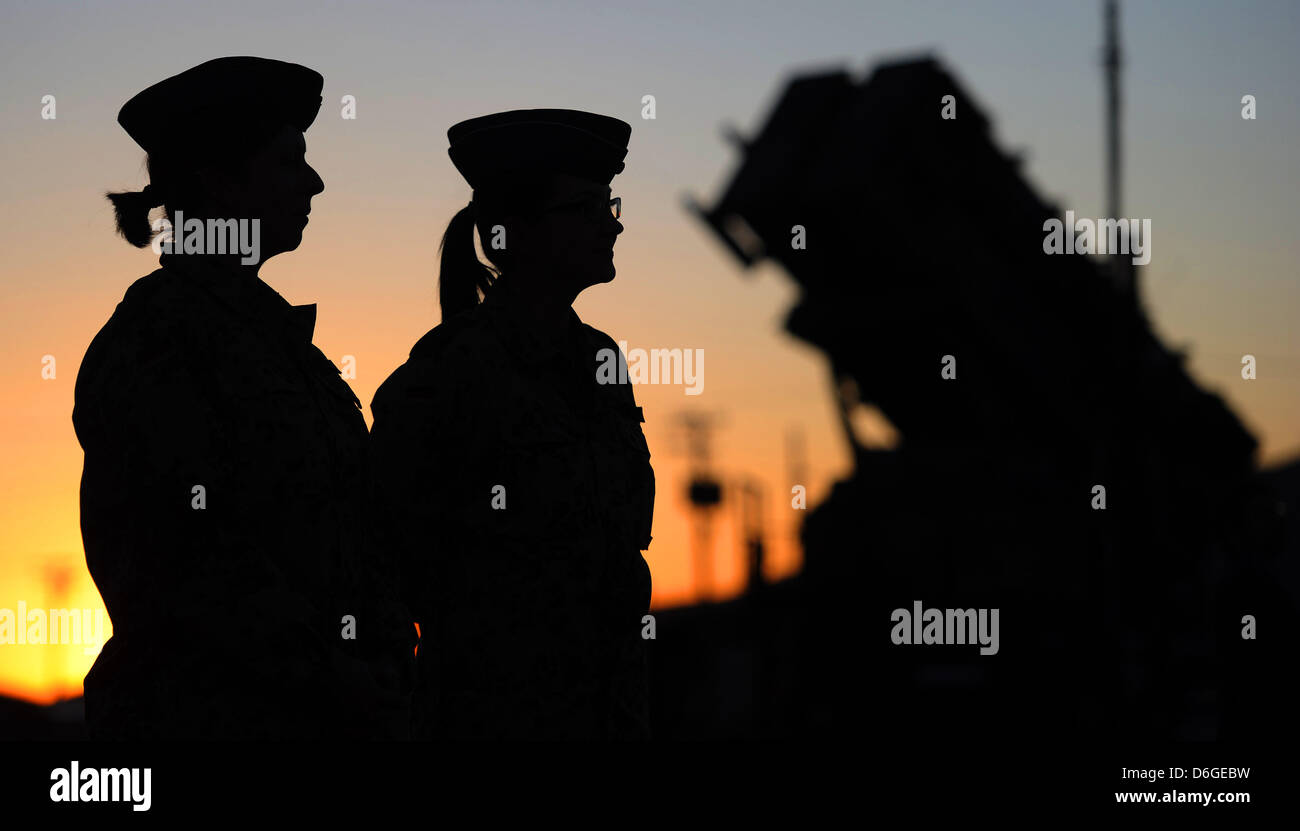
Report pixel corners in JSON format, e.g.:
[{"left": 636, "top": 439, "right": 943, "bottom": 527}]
[
  {"left": 106, "top": 145, "right": 260, "bottom": 251},
  {"left": 106, "top": 182, "right": 164, "bottom": 248},
  {"left": 438, "top": 201, "right": 500, "bottom": 321}
]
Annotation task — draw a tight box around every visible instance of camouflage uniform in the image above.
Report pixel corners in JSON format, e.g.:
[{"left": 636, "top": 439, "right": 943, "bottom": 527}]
[
  {"left": 73, "top": 254, "right": 413, "bottom": 739},
  {"left": 369, "top": 292, "right": 654, "bottom": 739}
]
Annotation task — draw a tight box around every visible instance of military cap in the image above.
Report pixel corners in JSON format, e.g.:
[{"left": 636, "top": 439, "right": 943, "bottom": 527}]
[
  {"left": 118, "top": 56, "right": 323, "bottom": 160},
  {"left": 448, "top": 109, "right": 630, "bottom": 190}
]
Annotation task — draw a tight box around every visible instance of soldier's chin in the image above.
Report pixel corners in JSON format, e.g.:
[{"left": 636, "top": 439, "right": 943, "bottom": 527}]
[{"left": 275, "top": 227, "right": 306, "bottom": 255}]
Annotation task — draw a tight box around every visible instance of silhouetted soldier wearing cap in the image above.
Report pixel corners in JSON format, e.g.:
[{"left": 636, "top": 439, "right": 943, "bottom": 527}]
[
  {"left": 74, "top": 57, "right": 413, "bottom": 739},
  {"left": 370, "top": 109, "right": 654, "bottom": 739}
]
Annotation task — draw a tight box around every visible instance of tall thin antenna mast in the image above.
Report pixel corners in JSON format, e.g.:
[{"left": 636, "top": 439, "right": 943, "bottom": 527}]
[{"left": 1102, "top": 0, "right": 1134, "bottom": 299}]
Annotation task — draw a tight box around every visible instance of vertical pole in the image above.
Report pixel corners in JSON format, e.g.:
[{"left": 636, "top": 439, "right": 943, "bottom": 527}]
[{"left": 1103, "top": 0, "right": 1134, "bottom": 299}]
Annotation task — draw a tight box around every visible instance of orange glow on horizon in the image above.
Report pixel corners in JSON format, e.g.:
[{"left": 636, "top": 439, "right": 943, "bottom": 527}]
[{"left": 0, "top": 236, "right": 850, "bottom": 704}]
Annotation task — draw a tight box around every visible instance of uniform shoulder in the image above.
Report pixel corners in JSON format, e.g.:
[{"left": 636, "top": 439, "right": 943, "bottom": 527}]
[
  {"left": 90, "top": 266, "right": 213, "bottom": 345},
  {"left": 407, "top": 307, "right": 491, "bottom": 363},
  {"left": 371, "top": 307, "right": 496, "bottom": 417},
  {"left": 72, "top": 267, "right": 208, "bottom": 440},
  {"left": 75, "top": 268, "right": 196, "bottom": 391}
]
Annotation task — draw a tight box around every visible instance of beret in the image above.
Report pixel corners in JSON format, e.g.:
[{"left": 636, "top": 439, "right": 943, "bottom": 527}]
[
  {"left": 448, "top": 108, "right": 630, "bottom": 190},
  {"left": 118, "top": 56, "right": 323, "bottom": 160}
]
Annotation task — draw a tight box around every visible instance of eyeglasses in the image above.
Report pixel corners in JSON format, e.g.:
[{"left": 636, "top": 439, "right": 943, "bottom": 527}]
[{"left": 541, "top": 195, "right": 621, "bottom": 220}]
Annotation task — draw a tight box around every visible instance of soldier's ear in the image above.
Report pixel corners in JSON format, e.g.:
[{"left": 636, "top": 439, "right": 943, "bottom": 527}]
[
  {"left": 190, "top": 166, "right": 231, "bottom": 208},
  {"left": 192, "top": 158, "right": 257, "bottom": 209}
]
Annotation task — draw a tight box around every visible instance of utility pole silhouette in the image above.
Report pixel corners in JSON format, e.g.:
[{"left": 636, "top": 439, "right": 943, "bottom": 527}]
[
  {"left": 43, "top": 563, "right": 73, "bottom": 698},
  {"left": 784, "top": 425, "right": 807, "bottom": 571},
  {"left": 732, "top": 477, "right": 767, "bottom": 595},
  {"left": 677, "top": 412, "right": 723, "bottom": 602}
]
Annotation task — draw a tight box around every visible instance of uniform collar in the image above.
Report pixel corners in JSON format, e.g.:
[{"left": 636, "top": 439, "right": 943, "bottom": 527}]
[
  {"left": 480, "top": 288, "right": 586, "bottom": 368},
  {"left": 159, "top": 253, "right": 318, "bottom": 344}
]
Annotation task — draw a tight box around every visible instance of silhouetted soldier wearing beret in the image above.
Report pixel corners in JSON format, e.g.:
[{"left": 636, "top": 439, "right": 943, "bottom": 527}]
[
  {"left": 74, "top": 57, "right": 413, "bottom": 739},
  {"left": 370, "top": 109, "right": 654, "bottom": 739}
]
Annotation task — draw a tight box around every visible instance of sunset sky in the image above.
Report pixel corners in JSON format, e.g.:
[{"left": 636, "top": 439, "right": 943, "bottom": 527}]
[{"left": 1, "top": 0, "right": 1296, "bottom": 704}]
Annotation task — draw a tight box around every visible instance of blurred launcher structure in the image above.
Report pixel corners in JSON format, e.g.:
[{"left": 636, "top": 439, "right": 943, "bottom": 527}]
[{"left": 648, "top": 53, "right": 1292, "bottom": 741}]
